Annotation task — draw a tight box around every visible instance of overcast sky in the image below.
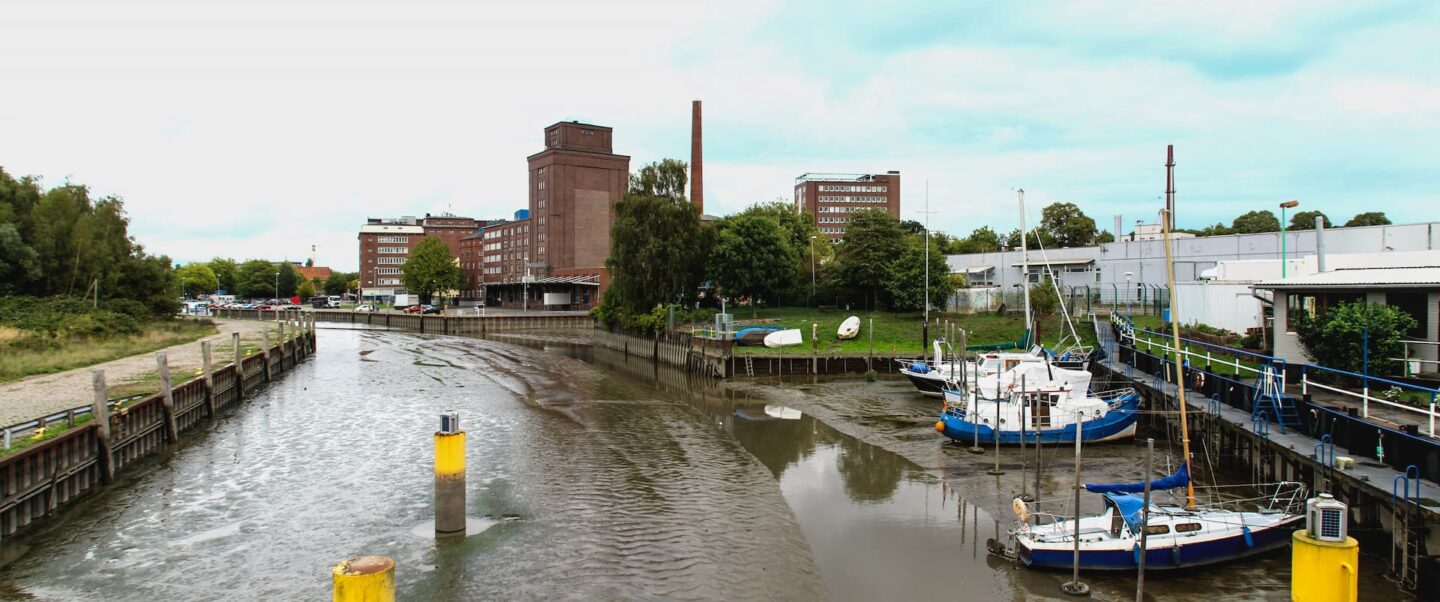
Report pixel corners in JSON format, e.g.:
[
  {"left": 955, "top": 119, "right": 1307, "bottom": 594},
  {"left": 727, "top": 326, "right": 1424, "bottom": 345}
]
[{"left": 3, "top": 0, "right": 1438, "bottom": 272}]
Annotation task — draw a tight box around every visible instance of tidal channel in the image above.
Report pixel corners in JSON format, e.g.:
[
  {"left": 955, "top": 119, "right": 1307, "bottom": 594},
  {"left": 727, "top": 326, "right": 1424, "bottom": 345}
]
[{"left": 0, "top": 327, "right": 1408, "bottom": 600}]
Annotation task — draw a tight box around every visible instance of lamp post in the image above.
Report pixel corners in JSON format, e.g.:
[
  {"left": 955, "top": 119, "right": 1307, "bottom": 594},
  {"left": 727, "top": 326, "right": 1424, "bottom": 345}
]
[
  {"left": 274, "top": 270, "right": 279, "bottom": 301},
  {"left": 1124, "top": 271, "right": 1133, "bottom": 316},
  {"left": 1279, "top": 200, "right": 1300, "bottom": 278},
  {"left": 809, "top": 235, "right": 817, "bottom": 309}
]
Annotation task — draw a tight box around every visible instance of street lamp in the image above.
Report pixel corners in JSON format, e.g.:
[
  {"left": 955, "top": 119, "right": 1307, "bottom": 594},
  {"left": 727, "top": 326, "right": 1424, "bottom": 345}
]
[
  {"left": 809, "top": 235, "right": 817, "bottom": 308},
  {"left": 274, "top": 270, "right": 280, "bottom": 301},
  {"left": 1124, "top": 271, "right": 1134, "bottom": 316},
  {"left": 1279, "top": 200, "right": 1300, "bottom": 278}
]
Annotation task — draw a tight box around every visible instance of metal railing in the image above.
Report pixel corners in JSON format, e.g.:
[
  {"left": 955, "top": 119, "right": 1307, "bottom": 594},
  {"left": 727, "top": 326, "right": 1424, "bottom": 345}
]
[
  {"left": 0, "top": 393, "right": 148, "bottom": 451},
  {"left": 1392, "top": 339, "right": 1440, "bottom": 377},
  {"left": 1128, "top": 325, "right": 1284, "bottom": 391},
  {"left": 1300, "top": 363, "right": 1440, "bottom": 437}
]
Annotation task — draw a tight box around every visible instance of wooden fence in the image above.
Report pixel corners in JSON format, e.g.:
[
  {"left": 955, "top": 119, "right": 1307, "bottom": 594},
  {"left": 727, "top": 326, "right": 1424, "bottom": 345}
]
[
  {"left": 0, "top": 316, "right": 317, "bottom": 540},
  {"left": 592, "top": 327, "right": 731, "bottom": 378},
  {"left": 214, "top": 308, "right": 593, "bottom": 334}
]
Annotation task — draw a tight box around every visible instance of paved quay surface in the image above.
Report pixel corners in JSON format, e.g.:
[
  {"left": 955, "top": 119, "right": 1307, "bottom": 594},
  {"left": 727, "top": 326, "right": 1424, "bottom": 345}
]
[{"left": 0, "top": 319, "right": 277, "bottom": 427}]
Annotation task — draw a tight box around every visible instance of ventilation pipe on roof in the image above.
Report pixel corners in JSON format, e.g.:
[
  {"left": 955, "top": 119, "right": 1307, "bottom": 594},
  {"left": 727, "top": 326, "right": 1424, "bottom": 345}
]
[{"left": 1315, "top": 215, "right": 1328, "bottom": 273}]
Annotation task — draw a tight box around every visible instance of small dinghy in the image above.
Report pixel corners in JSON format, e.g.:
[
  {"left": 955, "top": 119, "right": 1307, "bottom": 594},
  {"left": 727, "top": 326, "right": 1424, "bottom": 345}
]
[
  {"left": 734, "top": 327, "right": 779, "bottom": 346},
  {"left": 837, "top": 316, "right": 860, "bottom": 340},
  {"left": 763, "top": 328, "right": 803, "bottom": 348}
]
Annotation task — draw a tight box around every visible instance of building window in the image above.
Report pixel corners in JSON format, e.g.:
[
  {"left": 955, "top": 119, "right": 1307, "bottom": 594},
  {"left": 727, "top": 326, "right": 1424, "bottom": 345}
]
[
  {"left": 538, "top": 180, "right": 546, "bottom": 190},
  {"left": 376, "top": 268, "right": 401, "bottom": 275},
  {"left": 378, "top": 278, "right": 402, "bottom": 286},
  {"left": 378, "top": 247, "right": 408, "bottom": 254},
  {"left": 378, "top": 257, "right": 404, "bottom": 265},
  {"left": 377, "top": 236, "right": 409, "bottom": 243}
]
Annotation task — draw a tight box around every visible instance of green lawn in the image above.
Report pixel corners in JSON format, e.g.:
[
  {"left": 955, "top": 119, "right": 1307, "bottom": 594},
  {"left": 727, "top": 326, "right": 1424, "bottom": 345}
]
[
  {"left": 0, "top": 320, "right": 219, "bottom": 383},
  {"left": 718, "top": 307, "right": 1098, "bottom": 356}
]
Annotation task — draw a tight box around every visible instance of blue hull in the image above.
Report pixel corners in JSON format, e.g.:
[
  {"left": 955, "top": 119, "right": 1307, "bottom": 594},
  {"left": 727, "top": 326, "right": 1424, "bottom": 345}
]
[
  {"left": 1017, "top": 517, "right": 1301, "bottom": 571},
  {"left": 937, "top": 392, "right": 1141, "bottom": 444}
]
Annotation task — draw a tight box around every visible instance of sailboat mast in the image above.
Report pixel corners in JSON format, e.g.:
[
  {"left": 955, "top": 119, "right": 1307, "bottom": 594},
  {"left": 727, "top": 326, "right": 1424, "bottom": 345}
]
[
  {"left": 1018, "top": 189, "right": 1032, "bottom": 341},
  {"left": 1160, "top": 157, "right": 1197, "bottom": 510}
]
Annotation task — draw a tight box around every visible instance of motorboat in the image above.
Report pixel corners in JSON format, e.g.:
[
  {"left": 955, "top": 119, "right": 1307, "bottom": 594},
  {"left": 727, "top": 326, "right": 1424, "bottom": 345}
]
[
  {"left": 763, "top": 328, "right": 803, "bottom": 348},
  {"left": 837, "top": 316, "right": 860, "bottom": 340},
  {"left": 734, "top": 327, "right": 778, "bottom": 346},
  {"left": 935, "top": 371, "right": 1141, "bottom": 444}
]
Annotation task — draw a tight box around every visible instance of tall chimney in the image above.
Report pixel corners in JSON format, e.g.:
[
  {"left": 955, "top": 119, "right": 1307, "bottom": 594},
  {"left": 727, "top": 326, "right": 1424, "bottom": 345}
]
[
  {"left": 1113, "top": 214, "right": 1123, "bottom": 242},
  {"left": 1315, "top": 215, "right": 1328, "bottom": 273},
  {"left": 691, "top": 100, "right": 703, "bottom": 214},
  {"left": 1164, "top": 144, "right": 1175, "bottom": 232}
]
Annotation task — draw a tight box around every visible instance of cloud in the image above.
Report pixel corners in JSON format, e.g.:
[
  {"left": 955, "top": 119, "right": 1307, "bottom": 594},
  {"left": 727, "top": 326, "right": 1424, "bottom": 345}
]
[{"left": 1, "top": 0, "right": 1437, "bottom": 271}]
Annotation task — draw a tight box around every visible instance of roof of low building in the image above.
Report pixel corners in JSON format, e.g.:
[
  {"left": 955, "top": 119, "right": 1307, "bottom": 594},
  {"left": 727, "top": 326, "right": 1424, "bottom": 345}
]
[{"left": 1253, "top": 266, "right": 1440, "bottom": 289}]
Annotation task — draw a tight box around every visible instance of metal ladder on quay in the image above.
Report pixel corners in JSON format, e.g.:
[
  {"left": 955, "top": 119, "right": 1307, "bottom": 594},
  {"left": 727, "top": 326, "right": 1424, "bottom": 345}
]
[
  {"left": 744, "top": 355, "right": 754, "bottom": 378},
  {"left": 1249, "top": 364, "right": 1300, "bottom": 433},
  {"left": 1392, "top": 466, "right": 1426, "bottom": 592}
]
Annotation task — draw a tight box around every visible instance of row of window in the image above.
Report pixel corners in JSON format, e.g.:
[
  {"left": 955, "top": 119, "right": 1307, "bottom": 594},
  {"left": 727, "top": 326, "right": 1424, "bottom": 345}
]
[
  {"left": 818, "top": 205, "right": 878, "bottom": 214},
  {"left": 818, "top": 195, "right": 886, "bottom": 203},
  {"left": 376, "top": 236, "right": 409, "bottom": 243},
  {"left": 376, "top": 268, "right": 401, "bottom": 275},
  {"left": 378, "top": 257, "right": 404, "bottom": 265},
  {"left": 819, "top": 185, "right": 887, "bottom": 193},
  {"left": 378, "top": 278, "right": 401, "bottom": 286},
  {"left": 820, "top": 227, "right": 845, "bottom": 234},
  {"left": 377, "top": 247, "right": 408, "bottom": 254},
  {"left": 818, "top": 216, "right": 847, "bottom": 224}
]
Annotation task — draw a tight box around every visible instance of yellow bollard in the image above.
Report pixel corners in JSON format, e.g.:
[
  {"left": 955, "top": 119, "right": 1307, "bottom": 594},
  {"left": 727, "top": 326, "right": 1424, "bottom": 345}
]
[
  {"left": 332, "top": 555, "right": 395, "bottom": 602},
  {"left": 435, "top": 415, "right": 466, "bottom": 537},
  {"left": 1291, "top": 529, "right": 1358, "bottom": 602}
]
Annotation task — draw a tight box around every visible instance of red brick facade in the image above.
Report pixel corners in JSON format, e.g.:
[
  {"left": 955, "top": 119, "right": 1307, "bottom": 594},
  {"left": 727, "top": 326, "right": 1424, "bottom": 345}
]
[{"left": 794, "top": 172, "right": 901, "bottom": 242}]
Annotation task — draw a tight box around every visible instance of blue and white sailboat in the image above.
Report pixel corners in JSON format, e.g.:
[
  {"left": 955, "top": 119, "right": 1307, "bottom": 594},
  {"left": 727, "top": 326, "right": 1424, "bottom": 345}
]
[{"left": 1011, "top": 468, "right": 1306, "bottom": 570}]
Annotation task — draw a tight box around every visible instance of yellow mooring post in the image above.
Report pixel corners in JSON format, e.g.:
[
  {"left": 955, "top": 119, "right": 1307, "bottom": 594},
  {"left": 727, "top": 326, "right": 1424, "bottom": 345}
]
[
  {"left": 332, "top": 555, "right": 395, "bottom": 602},
  {"left": 435, "top": 411, "right": 466, "bottom": 538},
  {"left": 1292, "top": 494, "right": 1358, "bottom": 602}
]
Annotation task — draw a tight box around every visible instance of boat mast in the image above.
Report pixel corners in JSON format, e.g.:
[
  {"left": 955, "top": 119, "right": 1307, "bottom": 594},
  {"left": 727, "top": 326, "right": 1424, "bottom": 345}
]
[
  {"left": 1018, "top": 189, "right": 1033, "bottom": 343},
  {"left": 1159, "top": 155, "right": 1197, "bottom": 510}
]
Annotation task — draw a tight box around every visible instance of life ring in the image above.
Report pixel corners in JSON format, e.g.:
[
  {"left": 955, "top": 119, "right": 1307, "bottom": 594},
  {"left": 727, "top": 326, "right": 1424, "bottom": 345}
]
[{"left": 1012, "top": 497, "right": 1030, "bottom": 523}]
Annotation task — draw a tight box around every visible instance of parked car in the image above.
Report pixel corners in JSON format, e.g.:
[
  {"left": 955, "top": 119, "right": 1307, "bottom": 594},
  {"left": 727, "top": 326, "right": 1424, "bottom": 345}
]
[
  {"left": 402, "top": 304, "right": 425, "bottom": 314},
  {"left": 421, "top": 305, "right": 442, "bottom": 315},
  {"left": 255, "top": 304, "right": 275, "bottom": 310},
  {"left": 354, "top": 304, "right": 377, "bottom": 313}
]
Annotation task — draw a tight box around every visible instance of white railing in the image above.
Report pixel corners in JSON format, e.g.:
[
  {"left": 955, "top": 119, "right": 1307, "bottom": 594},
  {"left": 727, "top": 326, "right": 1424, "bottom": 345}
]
[
  {"left": 1131, "top": 330, "right": 1284, "bottom": 391},
  {"left": 1301, "top": 371, "right": 1439, "bottom": 438}
]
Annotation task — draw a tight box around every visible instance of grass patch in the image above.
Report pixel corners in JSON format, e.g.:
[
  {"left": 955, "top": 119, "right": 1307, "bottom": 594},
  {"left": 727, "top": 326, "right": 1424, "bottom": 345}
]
[
  {"left": 0, "top": 413, "right": 94, "bottom": 458},
  {"left": 717, "top": 307, "right": 1097, "bottom": 356},
  {"left": 0, "top": 320, "right": 218, "bottom": 383}
]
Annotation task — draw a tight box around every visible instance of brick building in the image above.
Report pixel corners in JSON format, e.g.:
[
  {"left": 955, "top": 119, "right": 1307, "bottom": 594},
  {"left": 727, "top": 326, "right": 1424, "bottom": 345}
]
[
  {"left": 793, "top": 172, "right": 901, "bottom": 241},
  {"left": 357, "top": 213, "right": 478, "bottom": 302}
]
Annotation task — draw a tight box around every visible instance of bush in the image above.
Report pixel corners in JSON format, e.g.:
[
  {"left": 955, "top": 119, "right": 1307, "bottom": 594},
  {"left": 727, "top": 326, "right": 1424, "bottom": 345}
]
[
  {"left": 0, "top": 295, "right": 144, "bottom": 340},
  {"left": 1295, "top": 301, "right": 1417, "bottom": 374},
  {"left": 1238, "top": 331, "right": 1264, "bottom": 350}
]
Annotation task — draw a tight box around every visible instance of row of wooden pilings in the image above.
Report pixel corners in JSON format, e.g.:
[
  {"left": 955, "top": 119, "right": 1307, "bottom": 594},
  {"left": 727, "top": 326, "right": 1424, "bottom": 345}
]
[
  {"left": 0, "top": 314, "right": 318, "bottom": 541},
  {"left": 591, "top": 327, "right": 731, "bottom": 379},
  {"left": 214, "top": 308, "right": 593, "bottom": 334}
]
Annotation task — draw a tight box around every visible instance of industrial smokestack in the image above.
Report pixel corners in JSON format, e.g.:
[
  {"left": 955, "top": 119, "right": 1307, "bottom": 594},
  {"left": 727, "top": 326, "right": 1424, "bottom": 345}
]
[
  {"left": 691, "top": 100, "right": 703, "bottom": 214},
  {"left": 1316, "top": 215, "right": 1328, "bottom": 273},
  {"left": 1114, "top": 215, "right": 1123, "bottom": 242},
  {"left": 1164, "top": 144, "right": 1175, "bottom": 232}
]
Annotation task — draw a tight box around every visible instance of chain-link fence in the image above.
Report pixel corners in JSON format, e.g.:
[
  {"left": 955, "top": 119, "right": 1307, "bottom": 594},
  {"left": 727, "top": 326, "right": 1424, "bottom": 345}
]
[{"left": 948, "top": 285, "right": 1170, "bottom": 316}]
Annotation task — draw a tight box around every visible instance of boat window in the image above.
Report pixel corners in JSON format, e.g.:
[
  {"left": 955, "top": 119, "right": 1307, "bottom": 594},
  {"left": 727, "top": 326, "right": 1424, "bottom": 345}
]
[
  {"left": 1175, "top": 523, "right": 1202, "bottom": 533},
  {"left": 1004, "top": 359, "right": 1021, "bottom": 372},
  {"left": 1110, "top": 509, "right": 1124, "bottom": 536},
  {"left": 1144, "top": 525, "right": 1169, "bottom": 535},
  {"left": 1026, "top": 394, "right": 1051, "bottom": 428}
]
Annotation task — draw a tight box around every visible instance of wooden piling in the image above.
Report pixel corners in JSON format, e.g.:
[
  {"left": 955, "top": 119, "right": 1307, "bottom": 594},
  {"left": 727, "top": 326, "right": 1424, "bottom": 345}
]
[
  {"left": 202, "top": 340, "right": 216, "bottom": 416},
  {"left": 262, "top": 328, "right": 273, "bottom": 382},
  {"left": 91, "top": 369, "right": 115, "bottom": 484},
  {"left": 232, "top": 332, "right": 244, "bottom": 400},
  {"left": 156, "top": 351, "right": 179, "bottom": 443}
]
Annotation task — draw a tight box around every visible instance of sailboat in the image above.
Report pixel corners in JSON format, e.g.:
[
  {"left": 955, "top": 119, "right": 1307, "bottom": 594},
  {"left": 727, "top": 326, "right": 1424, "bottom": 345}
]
[
  {"left": 934, "top": 362, "right": 1142, "bottom": 444},
  {"left": 1007, "top": 180, "right": 1306, "bottom": 571}
]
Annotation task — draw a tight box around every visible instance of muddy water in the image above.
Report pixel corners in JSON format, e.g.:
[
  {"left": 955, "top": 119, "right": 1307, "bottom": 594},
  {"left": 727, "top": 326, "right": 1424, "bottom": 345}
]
[{"left": 0, "top": 328, "right": 1409, "bottom": 600}]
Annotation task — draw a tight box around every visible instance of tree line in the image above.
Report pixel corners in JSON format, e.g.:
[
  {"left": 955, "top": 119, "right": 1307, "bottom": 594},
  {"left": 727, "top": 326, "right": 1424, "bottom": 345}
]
[
  {"left": 595, "top": 160, "right": 954, "bottom": 328},
  {"left": 177, "top": 258, "right": 359, "bottom": 301},
  {"left": 0, "top": 168, "right": 177, "bottom": 316}
]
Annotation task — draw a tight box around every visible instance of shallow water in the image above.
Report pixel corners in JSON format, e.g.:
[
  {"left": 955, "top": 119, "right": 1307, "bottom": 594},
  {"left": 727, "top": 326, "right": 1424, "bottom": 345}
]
[{"left": 0, "top": 327, "right": 1409, "bottom": 600}]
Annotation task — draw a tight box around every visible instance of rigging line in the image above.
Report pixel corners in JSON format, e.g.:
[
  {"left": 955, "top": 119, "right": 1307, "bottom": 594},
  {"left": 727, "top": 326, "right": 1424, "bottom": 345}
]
[{"left": 1024, "top": 216, "right": 1086, "bottom": 353}]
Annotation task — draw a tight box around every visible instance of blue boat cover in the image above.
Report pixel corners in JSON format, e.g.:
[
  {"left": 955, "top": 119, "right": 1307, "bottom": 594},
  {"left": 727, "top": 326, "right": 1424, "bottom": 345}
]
[
  {"left": 1084, "top": 464, "right": 1189, "bottom": 494},
  {"left": 909, "top": 361, "right": 930, "bottom": 374},
  {"left": 733, "top": 327, "right": 779, "bottom": 340},
  {"left": 1102, "top": 493, "right": 1147, "bottom": 532}
]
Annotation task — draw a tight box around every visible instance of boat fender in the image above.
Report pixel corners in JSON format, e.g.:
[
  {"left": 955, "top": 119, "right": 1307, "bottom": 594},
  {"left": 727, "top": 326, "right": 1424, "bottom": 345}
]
[
  {"left": 1242, "top": 525, "right": 1254, "bottom": 548},
  {"left": 1132, "top": 543, "right": 1142, "bottom": 566},
  {"left": 910, "top": 361, "right": 930, "bottom": 374},
  {"left": 1170, "top": 545, "right": 1182, "bottom": 566},
  {"left": 1012, "top": 498, "right": 1029, "bottom": 523},
  {"left": 934, "top": 421, "right": 945, "bottom": 433}
]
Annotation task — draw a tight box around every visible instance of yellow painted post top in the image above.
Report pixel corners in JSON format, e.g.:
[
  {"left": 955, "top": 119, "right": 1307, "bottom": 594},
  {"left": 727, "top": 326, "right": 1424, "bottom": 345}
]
[
  {"left": 332, "top": 555, "right": 395, "bottom": 602},
  {"left": 434, "top": 431, "right": 466, "bottom": 476},
  {"left": 1291, "top": 530, "right": 1358, "bottom": 602}
]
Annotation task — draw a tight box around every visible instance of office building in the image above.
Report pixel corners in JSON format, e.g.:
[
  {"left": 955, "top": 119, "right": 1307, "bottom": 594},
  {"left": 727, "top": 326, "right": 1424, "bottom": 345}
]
[{"left": 793, "top": 172, "right": 901, "bottom": 241}]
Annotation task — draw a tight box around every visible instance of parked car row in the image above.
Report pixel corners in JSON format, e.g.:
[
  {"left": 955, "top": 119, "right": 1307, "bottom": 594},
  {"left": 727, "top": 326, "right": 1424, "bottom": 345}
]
[
  {"left": 349, "top": 304, "right": 443, "bottom": 314},
  {"left": 211, "top": 299, "right": 305, "bottom": 311}
]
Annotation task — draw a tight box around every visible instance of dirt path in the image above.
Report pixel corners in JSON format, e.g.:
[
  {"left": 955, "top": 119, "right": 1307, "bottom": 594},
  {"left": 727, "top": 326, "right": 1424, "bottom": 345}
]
[{"left": 0, "top": 320, "right": 281, "bottom": 427}]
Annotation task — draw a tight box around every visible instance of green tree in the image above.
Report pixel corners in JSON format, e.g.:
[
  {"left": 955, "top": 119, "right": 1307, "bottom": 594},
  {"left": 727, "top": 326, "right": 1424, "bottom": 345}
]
[
  {"left": 0, "top": 224, "right": 40, "bottom": 295},
  {"left": 710, "top": 213, "right": 797, "bottom": 316},
  {"left": 595, "top": 160, "right": 708, "bottom": 328},
  {"left": 275, "top": 262, "right": 299, "bottom": 298},
  {"left": 1197, "top": 222, "right": 1234, "bottom": 237},
  {"left": 323, "top": 272, "right": 350, "bottom": 295},
  {"left": 834, "top": 209, "right": 905, "bottom": 310},
  {"left": 728, "top": 201, "right": 829, "bottom": 304},
  {"left": 1288, "top": 210, "right": 1329, "bottom": 230},
  {"left": 1003, "top": 227, "right": 1056, "bottom": 250},
  {"left": 1231, "top": 210, "right": 1280, "bottom": 234},
  {"left": 1097, "top": 231, "right": 1115, "bottom": 243},
  {"left": 1344, "top": 212, "right": 1391, "bottom": 227},
  {"left": 236, "top": 259, "right": 277, "bottom": 299},
  {"left": 400, "top": 236, "right": 464, "bottom": 305},
  {"left": 628, "top": 158, "right": 689, "bottom": 199},
  {"left": 1040, "top": 202, "right": 1098, "bottom": 248},
  {"left": 899, "top": 219, "right": 925, "bottom": 235},
  {"left": 298, "top": 279, "right": 317, "bottom": 299},
  {"left": 1295, "top": 301, "right": 1417, "bottom": 375},
  {"left": 109, "top": 250, "right": 180, "bottom": 315},
  {"left": 1028, "top": 275, "right": 1060, "bottom": 317},
  {"left": 885, "top": 234, "right": 954, "bottom": 312},
  {"left": 207, "top": 257, "right": 238, "bottom": 294},
  {"left": 175, "top": 263, "right": 219, "bottom": 297}
]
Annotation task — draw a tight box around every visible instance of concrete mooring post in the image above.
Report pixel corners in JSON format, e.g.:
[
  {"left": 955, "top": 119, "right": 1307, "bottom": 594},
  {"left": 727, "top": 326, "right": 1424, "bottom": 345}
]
[
  {"left": 91, "top": 369, "right": 115, "bottom": 484},
  {"left": 156, "top": 351, "right": 179, "bottom": 443},
  {"left": 232, "top": 332, "right": 244, "bottom": 400},
  {"left": 332, "top": 555, "right": 395, "bottom": 602},
  {"left": 435, "top": 411, "right": 466, "bottom": 538},
  {"left": 202, "top": 340, "right": 216, "bottom": 416}
]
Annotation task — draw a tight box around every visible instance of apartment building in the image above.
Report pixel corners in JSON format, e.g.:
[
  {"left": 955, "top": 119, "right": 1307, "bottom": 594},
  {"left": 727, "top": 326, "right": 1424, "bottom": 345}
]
[{"left": 793, "top": 172, "right": 901, "bottom": 241}]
